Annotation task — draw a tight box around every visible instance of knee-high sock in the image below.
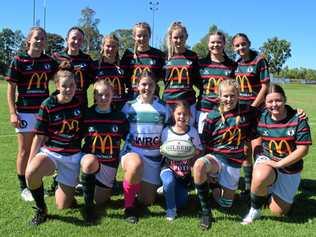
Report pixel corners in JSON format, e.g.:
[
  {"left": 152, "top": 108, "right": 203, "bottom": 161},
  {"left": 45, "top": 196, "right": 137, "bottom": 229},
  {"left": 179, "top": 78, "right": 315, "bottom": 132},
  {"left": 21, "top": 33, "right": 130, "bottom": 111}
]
[
  {"left": 123, "top": 180, "right": 141, "bottom": 209},
  {"left": 81, "top": 172, "right": 96, "bottom": 207}
]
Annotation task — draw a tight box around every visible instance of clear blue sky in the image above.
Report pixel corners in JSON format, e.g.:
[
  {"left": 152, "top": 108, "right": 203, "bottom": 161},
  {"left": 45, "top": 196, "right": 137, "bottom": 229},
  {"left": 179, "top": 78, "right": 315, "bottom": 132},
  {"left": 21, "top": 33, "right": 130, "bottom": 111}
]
[{"left": 1, "top": 0, "right": 315, "bottom": 69}]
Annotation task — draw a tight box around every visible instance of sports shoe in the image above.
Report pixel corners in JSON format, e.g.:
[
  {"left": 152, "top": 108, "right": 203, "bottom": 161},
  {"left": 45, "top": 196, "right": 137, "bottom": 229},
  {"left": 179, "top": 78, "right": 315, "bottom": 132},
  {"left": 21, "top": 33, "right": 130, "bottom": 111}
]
[
  {"left": 166, "top": 208, "right": 177, "bottom": 221},
  {"left": 82, "top": 205, "right": 97, "bottom": 224},
  {"left": 21, "top": 188, "right": 34, "bottom": 202},
  {"left": 124, "top": 207, "right": 138, "bottom": 224},
  {"left": 199, "top": 211, "right": 213, "bottom": 230},
  {"left": 241, "top": 207, "right": 261, "bottom": 225},
  {"left": 30, "top": 207, "right": 47, "bottom": 226},
  {"left": 156, "top": 186, "right": 164, "bottom": 195},
  {"left": 75, "top": 183, "right": 83, "bottom": 196}
]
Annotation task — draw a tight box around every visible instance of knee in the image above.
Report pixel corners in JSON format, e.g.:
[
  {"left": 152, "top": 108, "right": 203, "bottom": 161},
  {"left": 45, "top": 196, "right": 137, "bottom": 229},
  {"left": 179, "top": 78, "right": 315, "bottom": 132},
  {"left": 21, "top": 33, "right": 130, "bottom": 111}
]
[
  {"left": 270, "top": 206, "right": 289, "bottom": 216},
  {"left": 81, "top": 155, "right": 99, "bottom": 174},
  {"left": 124, "top": 154, "right": 143, "bottom": 174},
  {"left": 160, "top": 170, "right": 175, "bottom": 187},
  {"left": 193, "top": 159, "right": 207, "bottom": 180}
]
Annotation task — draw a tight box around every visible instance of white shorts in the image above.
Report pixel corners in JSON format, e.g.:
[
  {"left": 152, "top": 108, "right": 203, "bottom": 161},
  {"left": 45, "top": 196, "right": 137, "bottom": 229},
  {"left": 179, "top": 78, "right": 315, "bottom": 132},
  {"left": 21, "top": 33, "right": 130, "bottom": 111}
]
[
  {"left": 96, "top": 164, "right": 117, "bottom": 188},
  {"left": 121, "top": 153, "right": 161, "bottom": 186},
  {"left": 167, "top": 103, "right": 196, "bottom": 127},
  {"left": 38, "top": 147, "right": 82, "bottom": 187},
  {"left": 15, "top": 112, "right": 37, "bottom": 133},
  {"left": 196, "top": 111, "right": 208, "bottom": 134},
  {"left": 201, "top": 154, "right": 241, "bottom": 191},
  {"left": 255, "top": 155, "right": 301, "bottom": 204}
]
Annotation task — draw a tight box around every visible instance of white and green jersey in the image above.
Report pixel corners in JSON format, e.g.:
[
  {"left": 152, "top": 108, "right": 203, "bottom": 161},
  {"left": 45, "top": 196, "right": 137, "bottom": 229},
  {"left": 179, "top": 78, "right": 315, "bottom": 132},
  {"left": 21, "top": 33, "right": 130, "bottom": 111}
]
[{"left": 122, "top": 96, "right": 170, "bottom": 161}]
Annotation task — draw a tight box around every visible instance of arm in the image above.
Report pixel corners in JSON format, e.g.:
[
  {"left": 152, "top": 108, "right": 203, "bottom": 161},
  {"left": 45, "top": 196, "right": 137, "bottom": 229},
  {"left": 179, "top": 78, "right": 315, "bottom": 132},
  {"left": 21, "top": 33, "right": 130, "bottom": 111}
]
[
  {"left": 7, "top": 82, "right": 19, "bottom": 128},
  {"left": 251, "top": 81, "right": 269, "bottom": 108},
  {"left": 28, "top": 134, "right": 48, "bottom": 164}
]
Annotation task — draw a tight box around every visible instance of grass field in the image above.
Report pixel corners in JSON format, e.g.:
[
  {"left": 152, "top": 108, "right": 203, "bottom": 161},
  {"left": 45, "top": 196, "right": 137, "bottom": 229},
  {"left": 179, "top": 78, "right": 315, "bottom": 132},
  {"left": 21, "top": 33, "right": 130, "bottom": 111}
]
[{"left": 0, "top": 80, "right": 315, "bottom": 237}]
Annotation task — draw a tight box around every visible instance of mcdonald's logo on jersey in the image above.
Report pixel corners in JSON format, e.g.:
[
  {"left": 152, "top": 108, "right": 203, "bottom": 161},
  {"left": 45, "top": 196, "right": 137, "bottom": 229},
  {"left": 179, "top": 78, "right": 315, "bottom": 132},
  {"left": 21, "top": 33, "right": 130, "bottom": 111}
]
[
  {"left": 221, "top": 128, "right": 241, "bottom": 146},
  {"left": 60, "top": 120, "right": 79, "bottom": 133},
  {"left": 132, "top": 66, "right": 151, "bottom": 85},
  {"left": 28, "top": 72, "right": 48, "bottom": 89},
  {"left": 92, "top": 135, "right": 113, "bottom": 154},
  {"left": 104, "top": 77, "right": 122, "bottom": 95},
  {"left": 75, "top": 69, "right": 84, "bottom": 89},
  {"left": 236, "top": 75, "right": 252, "bottom": 93},
  {"left": 268, "top": 140, "right": 292, "bottom": 156},
  {"left": 169, "top": 67, "right": 190, "bottom": 86},
  {"left": 206, "top": 77, "right": 221, "bottom": 94}
]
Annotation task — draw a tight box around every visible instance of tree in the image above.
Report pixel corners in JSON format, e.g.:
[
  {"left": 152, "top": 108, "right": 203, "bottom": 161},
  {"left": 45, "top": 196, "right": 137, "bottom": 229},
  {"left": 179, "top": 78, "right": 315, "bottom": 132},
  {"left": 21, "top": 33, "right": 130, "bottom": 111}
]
[
  {"left": 46, "top": 33, "right": 64, "bottom": 56},
  {"left": 260, "top": 37, "right": 291, "bottom": 75},
  {"left": 0, "top": 28, "right": 24, "bottom": 65},
  {"left": 192, "top": 25, "right": 235, "bottom": 59},
  {"left": 110, "top": 29, "right": 134, "bottom": 57},
  {"left": 78, "top": 7, "right": 102, "bottom": 54}
]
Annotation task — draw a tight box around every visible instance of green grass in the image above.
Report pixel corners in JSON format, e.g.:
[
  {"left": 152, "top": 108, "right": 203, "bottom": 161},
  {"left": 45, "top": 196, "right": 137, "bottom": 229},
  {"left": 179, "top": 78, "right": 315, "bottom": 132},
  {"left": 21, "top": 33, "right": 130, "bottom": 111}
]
[{"left": 0, "top": 80, "right": 315, "bottom": 236}]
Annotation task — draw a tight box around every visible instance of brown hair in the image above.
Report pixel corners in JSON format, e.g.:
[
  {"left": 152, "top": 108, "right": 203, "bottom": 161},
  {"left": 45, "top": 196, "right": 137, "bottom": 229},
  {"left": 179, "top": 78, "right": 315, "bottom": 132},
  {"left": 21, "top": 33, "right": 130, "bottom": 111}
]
[
  {"left": 54, "top": 61, "right": 74, "bottom": 83},
  {"left": 66, "top": 27, "right": 84, "bottom": 39},
  {"left": 232, "top": 33, "right": 251, "bottom": 46},
  {"left": 132, "top": 22, "right": 151, "bottom": 60},
  {"left": 99, "top": 34, "right": 120, "bottom": 68},
  {"left": 267, "top": 84, "right": 287, "bottom": 102},
  {"left": 25, "top": 27, "right": 47, "bottom": 49},
  {"left": 167, "top": 21, "right": 188, "bottom": 60},
  {"left": 170, "top": 100, "right": 191, "bottom": 126},
  {"left": 93, "top": 79, "right": 114, "bottom": 96}
]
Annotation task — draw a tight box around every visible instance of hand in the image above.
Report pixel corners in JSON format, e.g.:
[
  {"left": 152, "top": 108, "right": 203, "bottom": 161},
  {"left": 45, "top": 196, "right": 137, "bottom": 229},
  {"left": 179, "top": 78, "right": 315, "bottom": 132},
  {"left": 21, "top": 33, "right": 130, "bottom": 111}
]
[
  {"left": 297, "top": 108, "right": 308, "bottom": 120},
  {"left": 262, "top": 159, "right": 282, "bottom": 169},
  {"left": 10, "top": 113, "right": 19, "bottom": 128}
]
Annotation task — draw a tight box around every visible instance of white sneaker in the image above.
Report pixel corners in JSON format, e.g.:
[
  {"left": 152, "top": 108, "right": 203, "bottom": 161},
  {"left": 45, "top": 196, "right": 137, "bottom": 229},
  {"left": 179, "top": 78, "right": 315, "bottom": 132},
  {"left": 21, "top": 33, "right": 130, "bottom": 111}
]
[
  {"left": 156, "top": 186, "right": 164, "bottom": 195},
  {"left": 166, "top": 208, "right": 177, "bottom": 221},
  {"left": 241, "top": 207, "right": 261, "bottom": 225},
  {"left": 21, "top": 188, "right": 34, "bottom": 202}
]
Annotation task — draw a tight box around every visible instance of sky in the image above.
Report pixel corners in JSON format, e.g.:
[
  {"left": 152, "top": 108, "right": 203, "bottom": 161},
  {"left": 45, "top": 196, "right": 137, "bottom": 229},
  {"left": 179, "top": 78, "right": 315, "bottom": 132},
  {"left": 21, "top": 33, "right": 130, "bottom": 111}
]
[{"left": 1, "top": 0, "right": 315, "bottom": 69}]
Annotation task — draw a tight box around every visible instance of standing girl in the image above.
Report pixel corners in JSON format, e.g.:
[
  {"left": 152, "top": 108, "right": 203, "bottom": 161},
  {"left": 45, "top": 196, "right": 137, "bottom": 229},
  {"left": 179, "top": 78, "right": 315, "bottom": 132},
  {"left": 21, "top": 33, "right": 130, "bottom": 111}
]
[
  {"left": 232, "top": 33, "right": 270, "bottom": 196},
  {"left": 242, "top": 84, "right": 312, "bottom": 224},
  {"left": 160, "top": 101, "right": 203, "bottom": 221},
  {"left": 197, "top": 31, "right": 236, "bottom": 134},
  {"left": 80, "top": 80, "right": 129, "bottom": 222},
  {"left": 91, "top": 35, "right": 128, "bottom": 111},
  {"left": 163, "top": 21, "right": 201, "bottom": 125},
  {"left": 25, "top": 61, "right": 83, "bottom": 225},
  {"left": 120, "top": 71, "right": 170, "bottom": 223},
  {"left": 193, "top": 79, "right": 257, "bottom": 230},
  {"left": 5, "top": 26, "right": 57, "bottom": 201},
  {"left": 120, "top": 22, "right": 165, "bottom": 99}
]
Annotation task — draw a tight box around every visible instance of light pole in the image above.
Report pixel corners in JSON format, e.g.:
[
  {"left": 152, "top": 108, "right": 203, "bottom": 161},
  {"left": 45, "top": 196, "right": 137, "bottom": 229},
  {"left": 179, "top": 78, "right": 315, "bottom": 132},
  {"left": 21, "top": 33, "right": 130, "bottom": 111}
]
[
  {"left": 149, "top": 1, "right": 159, "bottom": 47},
  {"left": 33, "top": 0, "right": 36, "bottom": 26},
  {"left": 43, "top": 0, "right": 47, "bottom": 30}
]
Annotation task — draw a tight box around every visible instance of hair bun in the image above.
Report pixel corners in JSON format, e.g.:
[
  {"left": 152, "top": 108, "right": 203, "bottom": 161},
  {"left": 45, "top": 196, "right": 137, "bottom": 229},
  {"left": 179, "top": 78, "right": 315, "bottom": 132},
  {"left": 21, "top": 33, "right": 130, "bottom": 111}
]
[{"left": 58, "top": 61, "right": 74, "bottom": 72}]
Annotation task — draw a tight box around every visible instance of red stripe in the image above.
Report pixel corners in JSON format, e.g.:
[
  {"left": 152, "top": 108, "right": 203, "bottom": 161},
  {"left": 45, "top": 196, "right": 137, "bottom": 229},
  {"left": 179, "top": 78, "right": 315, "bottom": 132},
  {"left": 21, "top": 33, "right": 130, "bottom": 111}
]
[
  {"left": 47, "top": 103, "right": 80, "bottom": 113},
  {"left": 258, "top": 122, "right": 298, "bottom": 128},
  {"left": 295, "top": 141, "right": 312, "bottom": 145},
  {"left": 262, "top": 137, "right": 294, "bottom": 141},
  {"left": 84, "top": 119, "right": 126, "bottom": 124}
]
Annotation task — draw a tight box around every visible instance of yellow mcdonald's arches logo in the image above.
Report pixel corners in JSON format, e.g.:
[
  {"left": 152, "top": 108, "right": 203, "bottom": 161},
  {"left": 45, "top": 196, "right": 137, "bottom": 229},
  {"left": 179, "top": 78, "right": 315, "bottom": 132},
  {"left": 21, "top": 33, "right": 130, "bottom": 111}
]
[
  {"left": 169, "top": 67, "right": 190, "bottom": 86},
  {"left": 92, "top": 135, "right": 113, "bottom": 154},
  {"left": 268, "top": 140, "right": 292, "bottom": 156},
  {"left": 104, "top": 77, "right": 122, "bottom": 95},
  {"left": 221, "top": 128, "right": 241, "bottom": 146},
  {"left": 28, "top": 72, "right": 48, "bottom": 89},
  {"left": 206, "top": 77, "right": 221, "bottom": 94},
  {"left": 132, "top": 66, "right": 151, "bottom": 85},
  {"left": 60, "top": 120, "right": 79, "bottom": 133},
  {"left": 75, "top": 69, "right": 84, "bottom": 89},
  {"left": 235, "top": 75, "right": 252, "bottom": 93}
]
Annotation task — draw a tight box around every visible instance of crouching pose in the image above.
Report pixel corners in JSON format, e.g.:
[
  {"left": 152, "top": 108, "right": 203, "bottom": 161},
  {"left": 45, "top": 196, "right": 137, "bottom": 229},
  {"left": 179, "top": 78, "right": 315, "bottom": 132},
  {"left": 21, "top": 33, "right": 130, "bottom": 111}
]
[
  {"left": 26, "top": 62, "right": 83, "bottom": 225},
  {"left": 242, "top": 84, "right": 312, "bottom": 224},
  {"left": 193, "top": 79, "right": 257, "bottom": 230},
  {"left": 120, "top": 71, "right": 170, "bottom": 223},
  {"left": 80, "top": 80, "right": 129, "bottom": 222}
]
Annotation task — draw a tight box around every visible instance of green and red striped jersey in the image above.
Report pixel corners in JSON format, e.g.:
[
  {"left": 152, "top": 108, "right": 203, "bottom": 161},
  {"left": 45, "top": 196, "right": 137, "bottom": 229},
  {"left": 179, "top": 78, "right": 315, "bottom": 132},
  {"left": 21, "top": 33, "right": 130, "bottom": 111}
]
[
  {"left": 35, "top": 95, "right": 83, "bottom": 155},
  {"left": 258, "top": 106, "right": 312, "bottom": 174},
  {"left": 82, "top": 105, "right": 129, "bottom": 168},
  {"left": 5, "top": 52, "right": 58, "bottom": 113}
]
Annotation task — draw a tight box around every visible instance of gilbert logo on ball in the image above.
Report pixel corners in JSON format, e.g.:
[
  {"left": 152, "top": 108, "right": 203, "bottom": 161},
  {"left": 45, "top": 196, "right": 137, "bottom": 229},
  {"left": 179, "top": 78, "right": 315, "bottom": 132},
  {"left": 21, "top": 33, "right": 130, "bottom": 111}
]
[{"left": 160, "top": 140, "right": 196, "bottom": 161}]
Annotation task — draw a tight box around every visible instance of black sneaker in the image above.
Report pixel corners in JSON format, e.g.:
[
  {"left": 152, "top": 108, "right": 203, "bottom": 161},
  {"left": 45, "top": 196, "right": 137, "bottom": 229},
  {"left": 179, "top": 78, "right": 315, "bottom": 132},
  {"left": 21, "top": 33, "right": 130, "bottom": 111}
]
[
  {"left": 82, "top": 205, "right": 98, "bottom": 224},
  {"left": 30, "top": 207, "right": 47, "bottom": 226},
  {"left": 124, "top": 207, "right": 138, "bottom": 224},
  {"left": 240, "top": 189, "right": 251, "bottom": 202},
  {"left": 199, "top": 211, "right": 214, "bottom": 230}
]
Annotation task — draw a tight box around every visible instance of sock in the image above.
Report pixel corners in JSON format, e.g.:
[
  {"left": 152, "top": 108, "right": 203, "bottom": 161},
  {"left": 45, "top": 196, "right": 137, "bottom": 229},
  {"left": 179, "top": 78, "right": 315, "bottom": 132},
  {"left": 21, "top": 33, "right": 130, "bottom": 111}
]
[
  {"left": 250, "top": 192, "right": 267, "bottom": 210},
  {"left": 195, "top": 181, "right": 210, "bottom": 214},
  {"left": 17, "top": 175, "right": 27, "bottom": 191},
  {"left": 123, "top": 180, "right": 141, "bottom": 209},
  {"left": 30, "top": 184, "right": 46, "bottom": 210},
  {"left": 243, "top": 166, "right": 253, "bottom": 191},
  {"left": 81, "top": 172, "right": 96, "bottom": 207}
]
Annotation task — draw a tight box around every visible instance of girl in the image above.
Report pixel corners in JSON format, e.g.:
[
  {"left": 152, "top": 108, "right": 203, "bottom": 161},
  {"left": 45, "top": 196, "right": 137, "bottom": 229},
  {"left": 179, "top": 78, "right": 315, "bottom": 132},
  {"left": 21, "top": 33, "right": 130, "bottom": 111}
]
[
  {"left": 120, "top": 22, "right": 165, "bottom": 99},
  {"left": 232, "top": 33, "right": 270, "bottom": 196},
  {"left": 193, "top": 79, "right": 257, "bottom": 230},
  {"left": 25, "top": 61, "right": 83, "bottom": 226},
  {"left": 242, "top": 84, "right": 312, "bottom": 224},
  {"left": 160, "top": 101, "right": 203, "bottom": 221},
  {"left": 53, "top": 26, "right": 93, "bottom": 109},
  {"left": 5, "top": 26, "right": 57, "bottom": 201},
  {"left": 80, "top": 80, "right": 129, "bottom": 222},
  {"left": 197, "top": 31, "right": 236, "bottom": 134},
  {"left": 121, "top": 71, "right": 170, "bottom": 223},
  {"left": 91, "top": 35, "right": 128, "bottom": 111},
  {"left": 162, "top": 21, "right": 201, "bottom": 125}
]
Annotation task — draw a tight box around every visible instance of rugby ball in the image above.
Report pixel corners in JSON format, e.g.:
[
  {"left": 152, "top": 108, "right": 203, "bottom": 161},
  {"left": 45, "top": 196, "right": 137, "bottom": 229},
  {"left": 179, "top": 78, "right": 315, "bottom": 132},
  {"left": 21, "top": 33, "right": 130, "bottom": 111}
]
[{"left": 160, "top": 140, "right": 196, "bottom": 161}]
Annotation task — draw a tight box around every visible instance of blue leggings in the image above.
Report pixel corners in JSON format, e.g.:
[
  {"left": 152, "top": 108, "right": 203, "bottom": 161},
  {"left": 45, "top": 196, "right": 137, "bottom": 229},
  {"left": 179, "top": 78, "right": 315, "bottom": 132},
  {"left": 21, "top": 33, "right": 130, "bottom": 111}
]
[{"left": 160, "top": 168, "right": 189, "bottom": 210}]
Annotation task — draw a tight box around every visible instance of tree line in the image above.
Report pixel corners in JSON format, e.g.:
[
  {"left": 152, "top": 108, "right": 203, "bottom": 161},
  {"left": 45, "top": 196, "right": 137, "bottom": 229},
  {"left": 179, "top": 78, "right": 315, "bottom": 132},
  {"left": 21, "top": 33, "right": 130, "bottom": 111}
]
[{"left": 0, "top": 7, "right": 315, "bottom": 80}]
